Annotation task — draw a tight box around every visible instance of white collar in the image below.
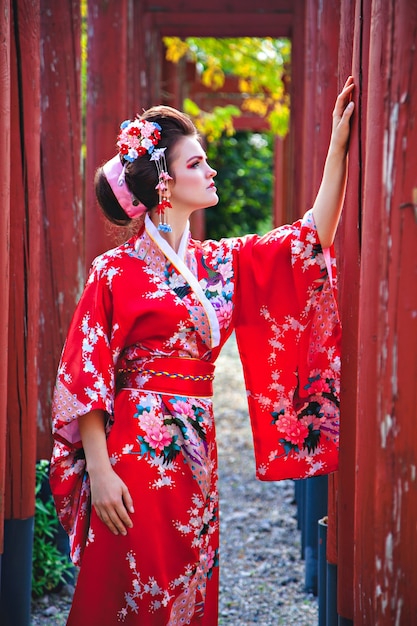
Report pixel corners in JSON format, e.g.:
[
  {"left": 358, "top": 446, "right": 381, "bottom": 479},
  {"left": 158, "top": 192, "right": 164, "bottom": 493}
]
[
  {"left": 142, "top": 214, "right": 220, "bottom": 349},
  {"left": 144, "top": 214, "right": 190, "bottom": 261}
]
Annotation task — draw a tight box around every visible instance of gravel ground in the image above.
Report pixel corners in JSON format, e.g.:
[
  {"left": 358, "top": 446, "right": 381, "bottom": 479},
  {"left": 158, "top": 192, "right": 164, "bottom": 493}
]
[{"left": 31, "top": 334, "right": 317, "bottom": 625}]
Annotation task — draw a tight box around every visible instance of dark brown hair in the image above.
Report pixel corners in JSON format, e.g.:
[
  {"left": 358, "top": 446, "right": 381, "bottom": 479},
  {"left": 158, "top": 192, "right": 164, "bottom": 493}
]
[{"left": 95, "top": 106, "right": 198, "bottom": 226}]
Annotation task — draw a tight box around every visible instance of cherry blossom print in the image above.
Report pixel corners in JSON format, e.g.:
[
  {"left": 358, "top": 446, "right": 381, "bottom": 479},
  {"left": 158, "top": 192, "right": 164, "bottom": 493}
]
[{"left": 50, "top": 208, "right": 340, "bottom": 623}]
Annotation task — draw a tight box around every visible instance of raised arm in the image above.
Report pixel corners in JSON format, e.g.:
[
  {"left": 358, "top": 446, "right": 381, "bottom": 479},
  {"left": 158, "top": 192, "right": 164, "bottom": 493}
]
[{"left": 312, "top": 76, "right": 355, "bottom": 248}]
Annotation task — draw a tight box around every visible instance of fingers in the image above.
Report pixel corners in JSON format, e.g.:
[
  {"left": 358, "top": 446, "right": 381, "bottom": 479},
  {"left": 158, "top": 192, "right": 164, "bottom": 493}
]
[
  {"left": 95, "top": 498, "right": 134, "bottom": 536},
  {"left": 343, "top": 100, "right": 355, "bottom": 120},
  {"left": 90, "top": 473, "right": 135, "bottom": 536},
  {"left": 122, "top": 484, "right": 135, "bottom": 515},
  {"left": 332, "top": 77, "right": 355, "bottom": 131},
  {"left": 342, "top": 75, "right": 354, "bottom": 89},
  {"left": 337, "top": 76, "right": 355, "bottom": 108}
]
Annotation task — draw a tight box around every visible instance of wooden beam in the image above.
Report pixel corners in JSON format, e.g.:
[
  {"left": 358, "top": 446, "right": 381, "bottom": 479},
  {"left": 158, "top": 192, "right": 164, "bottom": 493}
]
[
  {"left": 154, "top": 12, "right": 293, "bottom": 38},
  {"left": 145, "top": 0, "right": 294, "bottom": 11}
]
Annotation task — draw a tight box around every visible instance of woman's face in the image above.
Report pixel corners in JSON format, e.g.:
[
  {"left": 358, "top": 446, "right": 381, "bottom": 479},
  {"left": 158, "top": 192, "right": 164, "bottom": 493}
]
[{"left": 168, "top": 136, "right": 218, "bottom": 214}]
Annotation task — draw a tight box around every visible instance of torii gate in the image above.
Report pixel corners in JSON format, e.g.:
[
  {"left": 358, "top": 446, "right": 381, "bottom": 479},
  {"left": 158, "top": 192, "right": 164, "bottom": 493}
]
[{"left": 1, "top": 1, "right": 416, "bottom": 625}]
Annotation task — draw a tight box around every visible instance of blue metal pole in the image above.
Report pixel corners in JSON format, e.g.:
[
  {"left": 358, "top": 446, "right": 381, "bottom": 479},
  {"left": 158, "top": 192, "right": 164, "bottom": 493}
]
[
  {"left": 326, "top": 562, "right": 338, "bottom": 626},
  {"left": 0, "top": 518, "right": 34, "bottom": 626},
  {"left": 318, "top": 516, "right": 328, "bottom": 626},
  {"left": 304, "top": 475, "right": 328, "bottom": 594},
  {"left": 294, "top": 479, "right": 307, "bottom": 558}
]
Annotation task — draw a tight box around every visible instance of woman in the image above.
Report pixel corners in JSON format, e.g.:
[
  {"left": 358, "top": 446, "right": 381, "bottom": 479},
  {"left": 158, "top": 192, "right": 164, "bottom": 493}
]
[{"left": 50, "top": 77, "right": 355, "bottom": 625}]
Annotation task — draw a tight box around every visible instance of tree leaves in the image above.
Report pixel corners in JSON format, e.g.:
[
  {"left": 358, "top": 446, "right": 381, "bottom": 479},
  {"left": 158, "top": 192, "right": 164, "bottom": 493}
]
[{"left": 164, "top": 37, "right": 291, "bottom": 139}]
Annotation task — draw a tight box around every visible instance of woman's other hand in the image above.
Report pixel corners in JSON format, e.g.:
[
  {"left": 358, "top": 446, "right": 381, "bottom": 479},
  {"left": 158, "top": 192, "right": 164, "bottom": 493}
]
[{"left": 329, "top": 76, "right": 355, "bottom": 155}]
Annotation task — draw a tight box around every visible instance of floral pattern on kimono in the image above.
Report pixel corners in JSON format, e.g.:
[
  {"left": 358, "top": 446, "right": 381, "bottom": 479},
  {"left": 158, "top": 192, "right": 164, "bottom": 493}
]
[{"left": 50, "top": 211, "right": 340, "bottom": 625}]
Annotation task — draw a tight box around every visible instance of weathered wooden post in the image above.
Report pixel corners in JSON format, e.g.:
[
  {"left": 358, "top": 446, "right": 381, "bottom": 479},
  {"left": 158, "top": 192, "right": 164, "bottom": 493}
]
[
  {"left": 333, "top": 0, "right": 365, "bottom": 623},
  {"left": 292, "top": 0, "right": 341, "bottom": 609},
  {"left": 38, "top": 0, "right": 84, "bottom": 459},
  {"left": 354, "top": 0, "right": 417, "bottom": 623},
  {"left": 85, "top": 0, "right": 149, "bottom": 268},
  {"left": 0, "top": 0, "right": 11, "bottom": 567},
  {"left": 0, "top": 1, "right": 41, "bottom": 623}
]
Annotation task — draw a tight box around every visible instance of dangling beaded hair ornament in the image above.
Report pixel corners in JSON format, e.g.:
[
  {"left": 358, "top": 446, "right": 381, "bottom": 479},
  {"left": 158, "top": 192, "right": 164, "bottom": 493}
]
[
  {"left": 151, "top": 148, "right": 172, "bottom": 232},
  {"left": 102, "top": 115, "right": 173, "bottom": 231}
]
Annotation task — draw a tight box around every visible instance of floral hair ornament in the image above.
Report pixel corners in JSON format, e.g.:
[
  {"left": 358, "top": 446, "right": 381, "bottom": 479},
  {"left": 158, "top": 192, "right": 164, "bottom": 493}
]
[
  {"left": 114, "top": 116, "right": 173, "bottom": 231},
  {"left": 117, "top": 117, "right": 162, "bottom": 161},
  {"left": 151, "top": 148, "right": 173, "bottom": 233},
  {"left": 102, "top": 156, "right": 147, "bottom": 219}
]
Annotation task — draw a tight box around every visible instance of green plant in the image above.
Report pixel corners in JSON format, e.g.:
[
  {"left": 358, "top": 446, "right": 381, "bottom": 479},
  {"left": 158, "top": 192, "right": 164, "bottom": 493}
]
[
  {"left": 205, "top": 131, "right": 274, "bottom": 239},
  {"left": 32, "top": 460, "right": 73, "bottom": 597}
]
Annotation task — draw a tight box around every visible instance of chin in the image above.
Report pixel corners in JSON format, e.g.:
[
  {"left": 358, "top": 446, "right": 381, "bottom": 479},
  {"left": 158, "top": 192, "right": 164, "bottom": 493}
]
[{"left": 208, "top": 195, "right": 219, "bottom": 207}]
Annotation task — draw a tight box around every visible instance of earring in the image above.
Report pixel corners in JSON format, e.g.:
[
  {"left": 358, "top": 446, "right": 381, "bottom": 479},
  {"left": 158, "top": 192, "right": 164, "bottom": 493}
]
[{"left": 151, "top": 148, "right": 173, "bottom": 232}]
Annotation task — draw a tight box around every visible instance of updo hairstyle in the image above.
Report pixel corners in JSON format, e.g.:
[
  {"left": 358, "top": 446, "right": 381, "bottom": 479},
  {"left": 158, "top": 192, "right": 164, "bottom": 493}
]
[{"left": 95, "top": 106, "right": 198, "bottom": 226}]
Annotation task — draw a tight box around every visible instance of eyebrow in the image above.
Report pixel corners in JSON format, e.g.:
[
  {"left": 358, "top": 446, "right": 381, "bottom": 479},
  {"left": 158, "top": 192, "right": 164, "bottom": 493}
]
[{"left": 186, "top": 155, "right": 205, "bottom": 164}]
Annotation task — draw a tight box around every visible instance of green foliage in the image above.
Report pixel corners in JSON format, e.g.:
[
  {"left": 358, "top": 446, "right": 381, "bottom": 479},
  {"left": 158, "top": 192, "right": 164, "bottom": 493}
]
[
  {"left": 205, "top": 131, "right": 274, "bottom": 240},
  {"left": 183, "top": 99, "right": 241, "bottom": 142},
  {"left": 164, "top": 37, "right": 291, "bottom": 138},
  {"left": 32, "top": 460, "right": 73, "bottom": 598}
]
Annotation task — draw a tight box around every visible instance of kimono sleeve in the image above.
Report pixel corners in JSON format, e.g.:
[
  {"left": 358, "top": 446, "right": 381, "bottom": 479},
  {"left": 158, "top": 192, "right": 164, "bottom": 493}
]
[
  {"left": 51, "top": 263, "right": 116, "bottom": 446},
  {"left": 49, "top": 259, "right": 116, "bottom": 565},
  {"left": 234, "top": 210, "right": 341, "bottom": 481}
]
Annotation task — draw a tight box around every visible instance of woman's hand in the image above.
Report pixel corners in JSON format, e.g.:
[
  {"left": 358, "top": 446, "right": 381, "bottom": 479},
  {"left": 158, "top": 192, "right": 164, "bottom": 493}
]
[
  {"left": 89, "top": 465, "right": 134, "bottom": 536},
  {"left": 78, "top": 409, "right": 134, "bottom": 536},
  {"left": 329, "top": 76, "right": 355, "bottom": 155},
  {"left": 311, "top": 76, "right": 355, "bottom": 248}
]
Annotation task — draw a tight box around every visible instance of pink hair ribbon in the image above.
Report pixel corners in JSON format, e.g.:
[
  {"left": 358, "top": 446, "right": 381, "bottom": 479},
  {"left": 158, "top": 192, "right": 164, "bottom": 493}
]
[{"left": 102, "top": 155, "right": 147, "bottom": 219}]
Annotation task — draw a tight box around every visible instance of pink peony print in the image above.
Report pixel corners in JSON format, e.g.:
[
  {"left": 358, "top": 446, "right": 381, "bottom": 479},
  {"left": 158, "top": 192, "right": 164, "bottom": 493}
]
[
  {"left": 278, "top": 414, "right": 309, "bottom": 448},
  {"left": 138, "top": 413, "right": 172, "bottom": 452},
  {"left": 171, "top": 399, "right": 195, "bottom": 419},
  {"left": 217, "top": 260, "right": 233, "bottom": 282},
  {"left": 301, "top": 414, "right": 323, "bottom": 431},
  {"left": 216, "top": 301, "right": 233, "bottom": 327},
  {"left": 308, "top": 378, "right": 331, "bottom": 394}
]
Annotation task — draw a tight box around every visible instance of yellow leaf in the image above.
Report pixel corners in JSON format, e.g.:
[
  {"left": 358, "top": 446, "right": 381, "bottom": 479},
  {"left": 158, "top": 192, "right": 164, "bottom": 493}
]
[
  {"left": 201, "top": 65, "right": 225, "bottom": 90},
  {"left": 183, "top": 98, "right": 201, "bottom": 117},
  {"left": 163, "top": 37, "right": 190, "bottom": 63},
  {"left": 239, "top": 79, "right": 251, "bottom": 93},
  {"left": 242, "top": 98, "right": 268, "bottom": 117}
]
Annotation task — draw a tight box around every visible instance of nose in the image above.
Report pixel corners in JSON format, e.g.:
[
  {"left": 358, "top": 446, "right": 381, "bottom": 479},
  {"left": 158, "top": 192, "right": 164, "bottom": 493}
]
[{"left": 207, "top": 164, "right": 217, "bottom": 178}]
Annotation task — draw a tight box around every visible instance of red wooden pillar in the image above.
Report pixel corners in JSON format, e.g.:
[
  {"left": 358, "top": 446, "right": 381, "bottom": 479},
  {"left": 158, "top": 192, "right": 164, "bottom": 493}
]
[
  {"left": 297, "top": 0, "right": 317, "bottom": 219},
  {"left": 85, "top": 0, "right": 153, "bottom": 268},
  {"left": 334, "top": 0, "right": 365, "bottom": 620},
  {"left": 85, "top": 0, "right": 131, "bottom": 268},
  {"left": 302, "top": 0, "right": 340, "bottom": 577},
  {"left": 288, "top": 0, "right": 306, "bottom": 222},
  {"left": 6, "top": 0, "right": 40, "bottom": 522},
  {"left": 0, "top": 0, "right": 11, "bottom": 552},
  {"left": 354, "top": 0, "right": 417, "bottom": 623},
  {"left": 38, "top": 0, "right": 83, "bottom": 459},
  {"left": 272, "top": 136, "right": 286, "bottom": 227}
]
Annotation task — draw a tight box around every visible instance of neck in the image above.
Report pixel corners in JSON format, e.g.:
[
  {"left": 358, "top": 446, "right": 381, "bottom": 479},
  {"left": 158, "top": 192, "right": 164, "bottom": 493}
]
[{"left": 149, "top": 207, "right": 190, "bottom": 253}]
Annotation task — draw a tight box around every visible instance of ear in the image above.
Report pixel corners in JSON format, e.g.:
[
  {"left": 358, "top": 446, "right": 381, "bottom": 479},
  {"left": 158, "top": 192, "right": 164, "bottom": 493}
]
[{"left": 165, "top": 178, "right": 173, "bottom": 198}]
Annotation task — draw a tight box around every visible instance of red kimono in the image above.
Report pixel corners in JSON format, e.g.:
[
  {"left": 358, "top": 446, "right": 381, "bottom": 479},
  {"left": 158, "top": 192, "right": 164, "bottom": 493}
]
[{"left": 50, "top": 212, "right": 340, "bottom": 625}]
